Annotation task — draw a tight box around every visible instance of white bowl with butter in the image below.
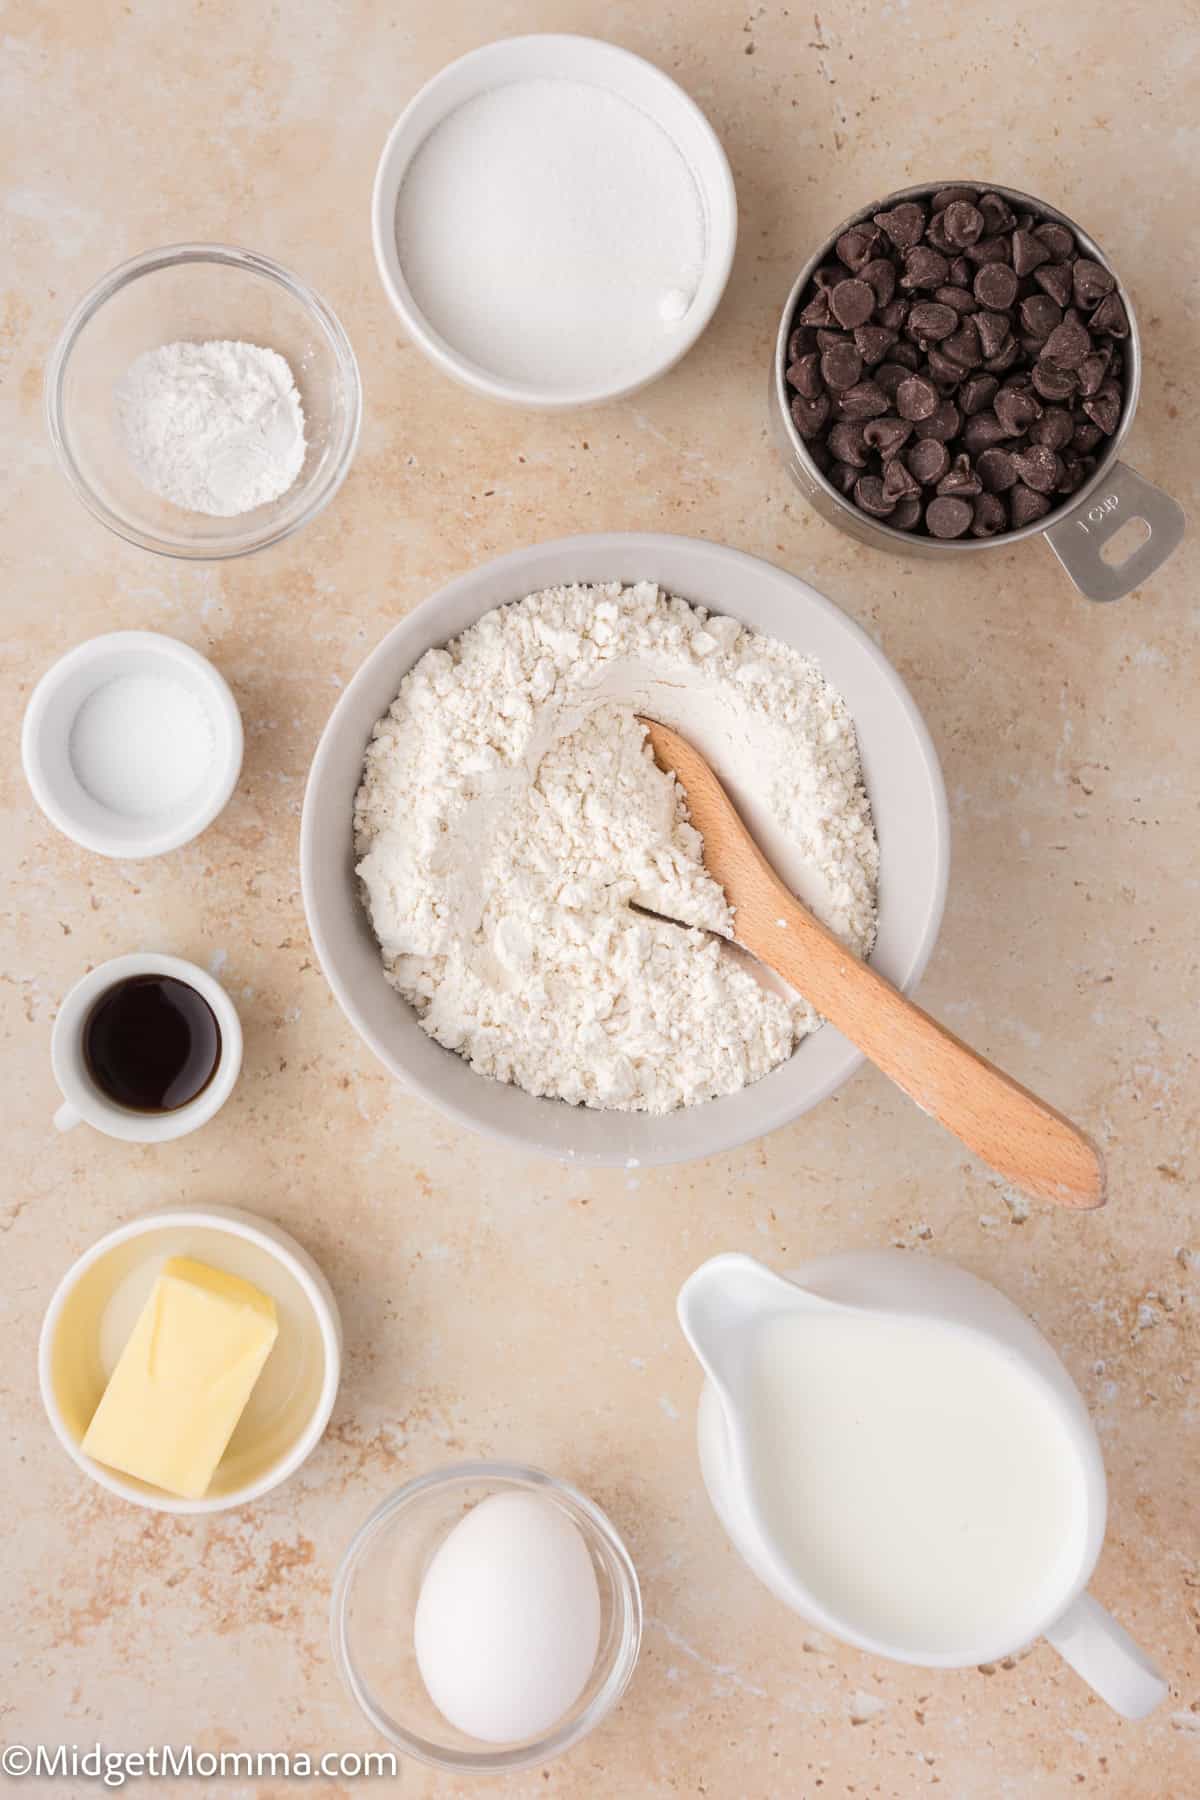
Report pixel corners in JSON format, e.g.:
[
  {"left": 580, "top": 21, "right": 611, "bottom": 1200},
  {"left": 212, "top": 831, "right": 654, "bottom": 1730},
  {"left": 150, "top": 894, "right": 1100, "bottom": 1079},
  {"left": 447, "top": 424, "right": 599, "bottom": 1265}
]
[{"left": 39, "top": 1206, "right": 341, "bottom": 1514}]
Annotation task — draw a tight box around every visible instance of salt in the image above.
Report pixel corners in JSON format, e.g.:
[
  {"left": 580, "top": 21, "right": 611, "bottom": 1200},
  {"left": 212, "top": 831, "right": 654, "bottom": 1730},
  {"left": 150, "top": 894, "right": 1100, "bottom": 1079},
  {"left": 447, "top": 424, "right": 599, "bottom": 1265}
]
[
  {"left": 69, "top": 674, "right": 214, "bottom": 817},
  {"left": 395, "top": 78, "right": 707, "bottom": 392}
]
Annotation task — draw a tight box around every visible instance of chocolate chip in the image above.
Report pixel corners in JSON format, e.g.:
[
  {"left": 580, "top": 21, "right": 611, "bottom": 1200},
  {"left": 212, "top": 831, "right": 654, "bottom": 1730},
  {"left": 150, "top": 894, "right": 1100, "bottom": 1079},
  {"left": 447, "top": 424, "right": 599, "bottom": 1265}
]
[
  {"left": 907, "top": 302, "right": 958, "bottom": 344},
  {"left": 1077, "top": 349, "right": 1111, "bottom": 397},
  {"left": 1082, "top": 380, "right": 1122, "bottom": 435},
  {"left": 1041, "top": 310, "right": 1092, "bottom": 368},
  {"left": 861, "top": 258, "right": 898, "bottom": 308},
  {"left": 873, "top": 202, "right": 927, "bottom": 248},
  {"left": 874, "top": 361, "right": 910, "bottom": 399},
  {"left": 877, "top": 298, "right": 911, "bottom": 332},
  {"left": 1072, "top": 259, "right": 1116, "bottom": 309},
  {"left": 830, "top": 279, "right": 876, "bottom": 328},
  {"left": 863, "top": 415, "right": 914, "bottom": 458},
  {"left": 1089, "top": 291, "right": 1129, "bottom": 337},
  {"left": 971, "top": 492, "right": 1008, "bottom": 536},
  {"left": 972, "top": 310, "right": 1011, "bottom": 360},
  {"left": 926, "top": 346, "right": 968, "bottom": 390},
  {"left": 1032, "top": 360, "right": 1079, "bottom": 401},
  {"left": 800, "top": 289, "right": 834, "bottom": 327},
  {"left": 942, "top": 201, "right": 985, "bottom": 248},
  {"left": 1034, "top": 262, "right": 1074, "bottom": 309},
  {"left": 1012, "top": 444, "right": 1061, "bottom": 493},
  {"left": 821, "top": 342, "right": 865, "bottom": 390},
  {"left": 790, "top": 392, "right": 831, "bottom": 437},
  {"left": 853, "top": 324, "right": 897, "bottom": 366},
  {"left": 937, "top": 453, "right": 982, "bottom": 497},
  {"left": 836, "top": 379, "right": 890, "bottom": 420},
  {"left": 828, "top": 421, "right": 870, "bottom": 467},
  {"left": 913, "top": 399, "right": 961, "bottom": 442},
  {"left": 901, "top": 246, "right": 951, "bottom": 291},
  {"left": 1071, "top": 418, "right": 1104, "bottom": 453},
  {"left": 960, "top": 373, "right": 999, "bottom": 415},
  {"left": 889, "top": 494, "right": 924, "bottom": 530},
  {"left": 978, "top": 192, "right": 1016, "bottom": 234},
  {"left": 854, "top": 474, "right": 897, "bottom": 516},
  {"left": 1011, "top": 228, "right": 1051, "bottom": 276},
  {"left": 816, "top": 328, "right": 850, "bottom": 352},
  {"left": 984, "top": 338, "right": 1022, "bottom": 374},
  {"left": 1033, "top": 220, "right": 1075, "bottom": 261},
  {"left": 1030, "top": 407, "right": 1075, "bottom": 451},
  {"left": 932, "top": 186, "right": 978, "bottom": 212},
  {"left": 935, "top": 285, "right": 978, "bottom": 316},
  {"left": 966, "top": 234, "right": 1012, "bottom": 266},
  {"left": 1057, "top": 455, "right": 1090, "bottom": 496},
  {"left": 889, "top": 339, "right": 921, "bottom": 369},
  {"left": 787, "top": 352, "right": 823, "bottom": 398},
  {"left": 882, "top": 457, "right": 922, "bottom": 501},
  {"left": 962, "top": 410, "right": 1010, "bottom": 454},
  {"left": 1010, "top": 484, "right": 1052, "bottom": 527},
  {"left": 906, "top": 439, "right": 951, "bottom": 484},
  {"left": 836, "top": 226, "right": 883, "bottom": 271},
  {"left": 948, "top": 256, "right": 973, "bottom": 287},
  {"left": 976, "top": 446, "right": 1018, "bottom": 492},
  {"left": 925, "top": 495, "right": 973, "bottom": 537},
  {"left": 812, "top": 262, "right": 844, "bottom": 290},
  {"left": 974, "top": 264, "right": 1019, "bottom": 310},
  {"left": 787, "top": 326, "right": 817, "bottom": 362},
  {"left": 896, "top": 374, "right": 939, "bottom": 420},
  {"left": 924, "top": 210, "right": 954, "bottom": 254},
  {"left": 1019, "top": 295, "right": 1062, "bottom": 340},
  {"left": 941, "top": 319, "right": 983, "bottom": 367},
  {"left": 828, "top": 459, "right": 860, "bottom": 494},
  {"left": 993, "top": 383, "right": 1042, "bottom": 435}
]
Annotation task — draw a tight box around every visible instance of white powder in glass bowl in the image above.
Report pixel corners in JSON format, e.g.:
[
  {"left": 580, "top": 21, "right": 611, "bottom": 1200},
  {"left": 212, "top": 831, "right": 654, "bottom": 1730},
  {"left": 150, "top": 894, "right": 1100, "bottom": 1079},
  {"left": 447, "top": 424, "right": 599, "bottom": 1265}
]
[{"left": 354, "top": 583, "right": 878, "bottom": 1114}]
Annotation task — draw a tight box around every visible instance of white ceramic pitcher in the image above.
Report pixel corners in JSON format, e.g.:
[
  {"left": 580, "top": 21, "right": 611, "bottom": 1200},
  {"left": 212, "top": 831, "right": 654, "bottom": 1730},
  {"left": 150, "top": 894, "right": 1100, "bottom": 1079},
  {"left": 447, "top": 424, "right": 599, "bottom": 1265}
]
[{"left": 677, "top": 1250, "right": 1166, "bottom": 1719}]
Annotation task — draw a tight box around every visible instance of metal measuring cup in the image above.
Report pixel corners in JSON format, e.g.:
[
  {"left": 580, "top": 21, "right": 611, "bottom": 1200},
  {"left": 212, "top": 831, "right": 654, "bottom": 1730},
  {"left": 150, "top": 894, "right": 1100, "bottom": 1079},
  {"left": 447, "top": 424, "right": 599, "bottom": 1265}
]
[{"left": 771, "top": 181, "right": 1186, "bottom": 602}]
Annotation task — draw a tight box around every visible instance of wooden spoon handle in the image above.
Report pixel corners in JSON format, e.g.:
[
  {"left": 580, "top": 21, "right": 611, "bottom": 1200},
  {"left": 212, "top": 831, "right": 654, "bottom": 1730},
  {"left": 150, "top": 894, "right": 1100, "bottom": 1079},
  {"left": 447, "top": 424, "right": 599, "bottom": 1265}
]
[
  {"left": 739, "top": 866, "right": 1105, "bottom": 1212},
  {"left": 639, "top": 717, "right": 1105, "bottom": 1210}
]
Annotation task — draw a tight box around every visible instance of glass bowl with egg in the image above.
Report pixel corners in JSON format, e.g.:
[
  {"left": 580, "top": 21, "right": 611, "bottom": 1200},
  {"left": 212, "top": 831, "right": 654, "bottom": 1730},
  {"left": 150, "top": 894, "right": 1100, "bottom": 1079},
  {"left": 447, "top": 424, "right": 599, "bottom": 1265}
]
[
  {"left": 45, "top": 243, "right": 361, "bottom": 559},
  {"left": 331, "top": 1462, "right": 642, "bottom": 1773}
]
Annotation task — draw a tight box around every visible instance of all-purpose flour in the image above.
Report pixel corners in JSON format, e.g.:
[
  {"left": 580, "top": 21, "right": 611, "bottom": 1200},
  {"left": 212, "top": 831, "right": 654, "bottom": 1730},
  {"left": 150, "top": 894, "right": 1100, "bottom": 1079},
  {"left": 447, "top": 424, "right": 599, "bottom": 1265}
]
[
  {"left": 116, "top": 340, "right": 306, "bottom": 516},
  {"left": 355, "top": 584, "right": 879, "bottom": 1114}
]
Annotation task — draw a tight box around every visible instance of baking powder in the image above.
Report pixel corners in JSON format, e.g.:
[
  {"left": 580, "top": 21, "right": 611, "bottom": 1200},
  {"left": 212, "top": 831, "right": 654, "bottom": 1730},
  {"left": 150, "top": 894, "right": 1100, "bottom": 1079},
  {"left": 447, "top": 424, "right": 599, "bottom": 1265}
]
[
  {"left": 395, "top": 79, "right": 707, "bottom": 391},
  {"left": 355, "top": 584, "right": 878, "bottom": 1114},
  {"left": 116, "top": 340, "right": 306, "bottom": 516}
]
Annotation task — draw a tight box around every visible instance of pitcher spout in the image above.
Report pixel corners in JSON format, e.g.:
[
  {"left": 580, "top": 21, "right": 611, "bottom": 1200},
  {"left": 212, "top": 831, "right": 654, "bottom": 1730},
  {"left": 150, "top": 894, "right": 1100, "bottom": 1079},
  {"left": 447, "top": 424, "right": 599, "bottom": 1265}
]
[{"left": 676, "top": 1253, "right": 808, "bottom": 1396}]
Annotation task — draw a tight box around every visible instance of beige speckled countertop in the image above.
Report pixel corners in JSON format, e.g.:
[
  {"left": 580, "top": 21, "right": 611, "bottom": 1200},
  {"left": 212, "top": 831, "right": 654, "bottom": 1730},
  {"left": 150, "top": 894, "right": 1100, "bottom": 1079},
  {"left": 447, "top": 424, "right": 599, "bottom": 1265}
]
[{"left": 3, "top": 2, "right": 1198, "bottom": 1795}]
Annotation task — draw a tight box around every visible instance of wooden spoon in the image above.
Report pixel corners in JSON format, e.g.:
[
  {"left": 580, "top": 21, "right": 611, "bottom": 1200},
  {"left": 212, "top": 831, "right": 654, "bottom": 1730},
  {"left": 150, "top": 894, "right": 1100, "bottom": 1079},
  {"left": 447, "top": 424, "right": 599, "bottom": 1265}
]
[{"left": 640, "top": 717, "right": 1105, "bottom": 1211}]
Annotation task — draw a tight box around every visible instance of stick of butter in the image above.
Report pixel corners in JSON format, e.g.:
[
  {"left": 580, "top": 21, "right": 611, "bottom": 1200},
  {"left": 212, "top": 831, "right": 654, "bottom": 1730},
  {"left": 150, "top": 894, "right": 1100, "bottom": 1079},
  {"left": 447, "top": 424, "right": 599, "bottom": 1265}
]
[{"left": 81, "top": 1256, "right": 279, "bottom": 1499}]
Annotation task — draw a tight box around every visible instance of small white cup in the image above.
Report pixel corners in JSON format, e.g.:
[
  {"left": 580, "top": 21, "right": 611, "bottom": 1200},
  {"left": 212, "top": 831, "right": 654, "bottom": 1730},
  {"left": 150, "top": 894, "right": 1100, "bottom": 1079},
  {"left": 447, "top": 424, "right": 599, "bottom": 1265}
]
[
  {"left": 52, "top": 952, "right": 242, "bottom": 1142},
  {"left": 22, "top": 630, "right": 243, "bottom": 858}
]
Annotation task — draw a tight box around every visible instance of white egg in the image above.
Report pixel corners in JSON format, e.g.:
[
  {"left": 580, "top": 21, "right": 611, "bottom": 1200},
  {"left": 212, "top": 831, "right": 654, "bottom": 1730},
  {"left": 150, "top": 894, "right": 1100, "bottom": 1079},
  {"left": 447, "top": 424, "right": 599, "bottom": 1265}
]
[{"left": 413, "top": 1490, "right": 602, "bottom": 1744}]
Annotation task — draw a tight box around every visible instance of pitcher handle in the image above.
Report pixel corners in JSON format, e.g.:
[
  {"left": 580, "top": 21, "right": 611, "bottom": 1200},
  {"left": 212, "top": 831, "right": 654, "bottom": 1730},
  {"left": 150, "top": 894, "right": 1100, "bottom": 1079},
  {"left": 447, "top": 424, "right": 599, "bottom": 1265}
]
[
  {"left": 1043, "top": 461, "right": 1185, "bottom": 602},
  {"left": 1044, "top": 1590, "right": 1167, "bottom": 1719}
]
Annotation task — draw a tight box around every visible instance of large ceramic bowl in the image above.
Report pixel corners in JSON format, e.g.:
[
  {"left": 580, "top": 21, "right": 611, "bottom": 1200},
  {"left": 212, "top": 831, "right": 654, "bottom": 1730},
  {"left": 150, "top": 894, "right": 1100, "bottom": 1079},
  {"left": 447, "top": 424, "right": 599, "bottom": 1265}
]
[{"left": 301, "top": 534, "right": 949, "bottom": 1166}]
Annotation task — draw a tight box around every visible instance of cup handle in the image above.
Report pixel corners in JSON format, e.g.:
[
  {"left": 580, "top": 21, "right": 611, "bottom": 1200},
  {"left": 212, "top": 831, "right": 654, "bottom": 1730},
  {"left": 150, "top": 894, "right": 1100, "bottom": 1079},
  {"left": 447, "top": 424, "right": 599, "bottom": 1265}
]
[
  {"left": 1044, "top": 1590, "right": 1167, "bottom": 1719},
  {"left": 53, "top": 1100, "right": 82, "bottom": 1132},
  {"left": 1043, "top": 461, "right": 1186, "bottom": 602}
]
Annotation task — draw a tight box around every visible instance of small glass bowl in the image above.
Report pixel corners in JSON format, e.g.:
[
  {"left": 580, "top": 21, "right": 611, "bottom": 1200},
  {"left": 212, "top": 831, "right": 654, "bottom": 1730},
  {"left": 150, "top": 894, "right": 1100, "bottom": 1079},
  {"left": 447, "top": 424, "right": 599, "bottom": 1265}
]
[
  {"left": 45, "top": 244, "right": 361, "bottom": 560},
  {"left": 330, "top": 1462, "right": 642, "bottom": 1774}
]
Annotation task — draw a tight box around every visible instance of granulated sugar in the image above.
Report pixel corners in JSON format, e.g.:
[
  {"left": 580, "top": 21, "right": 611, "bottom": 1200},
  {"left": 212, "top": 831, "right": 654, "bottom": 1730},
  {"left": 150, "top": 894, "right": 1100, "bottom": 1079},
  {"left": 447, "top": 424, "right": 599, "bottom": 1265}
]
[
  {"left": 394, "top": 79, "right": 707, "bottom": 391},
  {"left": 355, "top": 583, "right": 878, "bottom": 1114}
]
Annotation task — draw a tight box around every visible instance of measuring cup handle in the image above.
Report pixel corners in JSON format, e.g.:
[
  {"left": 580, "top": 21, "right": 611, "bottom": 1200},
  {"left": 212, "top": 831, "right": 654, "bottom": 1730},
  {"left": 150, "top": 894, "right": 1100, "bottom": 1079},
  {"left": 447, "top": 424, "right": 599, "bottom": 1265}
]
[
  {"left": 1044, "top": 461, "right": 1186, "bottom": 602},
  {"left": 1044, "top": 1590, "right": 1167, "bottom": 1719}
]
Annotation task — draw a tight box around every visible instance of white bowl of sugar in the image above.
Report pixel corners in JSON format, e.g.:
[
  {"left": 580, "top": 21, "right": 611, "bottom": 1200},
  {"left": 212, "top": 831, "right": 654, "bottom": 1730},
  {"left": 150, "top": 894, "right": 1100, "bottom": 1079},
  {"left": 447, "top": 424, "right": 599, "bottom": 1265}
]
[
  {"left": 22, "top": 630, "right": 243, "bottom": 859},
  {"left": 371, "top": 35, "right": 737, "bottom": 409}
]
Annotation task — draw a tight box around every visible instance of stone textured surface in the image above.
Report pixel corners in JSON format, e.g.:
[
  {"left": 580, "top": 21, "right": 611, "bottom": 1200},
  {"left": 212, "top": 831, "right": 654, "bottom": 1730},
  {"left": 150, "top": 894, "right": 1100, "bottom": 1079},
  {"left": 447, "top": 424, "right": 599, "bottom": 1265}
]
[{"left": 2, "top": 2, "right": 1198, "bottom": 1795}]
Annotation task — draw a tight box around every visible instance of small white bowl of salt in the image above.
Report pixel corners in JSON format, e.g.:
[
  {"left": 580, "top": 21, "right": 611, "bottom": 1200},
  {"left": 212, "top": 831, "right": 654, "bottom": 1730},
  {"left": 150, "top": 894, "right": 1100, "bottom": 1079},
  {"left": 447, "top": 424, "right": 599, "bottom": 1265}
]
[{"left": 22, "top": 631, "right": 243, "bottom": 859}]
